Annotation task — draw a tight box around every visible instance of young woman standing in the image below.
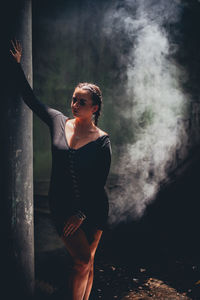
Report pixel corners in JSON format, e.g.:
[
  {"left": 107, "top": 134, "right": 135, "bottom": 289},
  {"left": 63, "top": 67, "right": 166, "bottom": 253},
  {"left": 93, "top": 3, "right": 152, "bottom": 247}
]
[{"left": 10, "top": 40, "right": 112, "bottom": 300}]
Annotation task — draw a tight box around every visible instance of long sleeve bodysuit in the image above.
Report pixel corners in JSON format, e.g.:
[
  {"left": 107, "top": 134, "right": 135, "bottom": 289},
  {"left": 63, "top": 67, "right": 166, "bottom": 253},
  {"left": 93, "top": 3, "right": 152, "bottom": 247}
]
[{"left": 13, "top": 62, "right": 112, "bottom": 237}]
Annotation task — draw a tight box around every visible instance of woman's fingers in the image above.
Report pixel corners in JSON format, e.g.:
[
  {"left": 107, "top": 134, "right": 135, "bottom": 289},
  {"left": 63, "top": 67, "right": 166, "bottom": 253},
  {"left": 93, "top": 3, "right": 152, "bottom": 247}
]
[
  {"left": 63, "top": 223, "right": 79, "bottom": 237},
  {"left": 63, "top": 223, "right": 70, "bottom": 233},
  {"left": 16, "top": 39, "right": 22, "bottom": 52},
  {"left": 10, "top": 39, "right": 22, "bottom": 63},
  {"left": 64, "top": 224, "right": 73, "bottom": 237},
  {"left": 11, "top": 39, "right": 22, "bottom": 53},
  {"left": 19, "top": 43, "right": 22, "bottom": 52},
  {"left": 63, "top": 216, "right": 83, "bottom": 238},
  {"left": 69, "top": 225, "right": 78, "bottom": 236},
  {"left": 11, "top": 39, "right": 17, "bottom": 52},
  {"left": 14, "top": 38, "right": 19, "bottom": 48},
  {"left": 10, "top": 49, "right": 15, "bottom": 56},
  {"left": 63, "top": 221, "right": 70, "bottom": 231},
  {"left": 65, "top": 226, "right": 74, "bottom": 237}
]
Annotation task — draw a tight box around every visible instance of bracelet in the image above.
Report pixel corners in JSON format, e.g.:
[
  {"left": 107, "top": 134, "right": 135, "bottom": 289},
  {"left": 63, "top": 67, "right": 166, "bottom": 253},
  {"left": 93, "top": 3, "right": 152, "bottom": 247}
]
[{"left": 75, "top": 210, "right": 86, "bottom": 220}]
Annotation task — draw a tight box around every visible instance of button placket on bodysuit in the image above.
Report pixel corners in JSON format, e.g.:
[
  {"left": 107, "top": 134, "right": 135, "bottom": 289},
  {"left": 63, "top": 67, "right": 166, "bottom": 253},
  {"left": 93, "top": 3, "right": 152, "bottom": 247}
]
[{"left": 68, "top": 149, "right": 81, "bottom": 205}]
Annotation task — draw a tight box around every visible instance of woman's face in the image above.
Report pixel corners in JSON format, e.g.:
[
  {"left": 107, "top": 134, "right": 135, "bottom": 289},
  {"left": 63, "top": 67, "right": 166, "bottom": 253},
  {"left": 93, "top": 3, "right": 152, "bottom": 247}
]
[{"left": 71, "top": 87, "right": 98, "bottom": 119}]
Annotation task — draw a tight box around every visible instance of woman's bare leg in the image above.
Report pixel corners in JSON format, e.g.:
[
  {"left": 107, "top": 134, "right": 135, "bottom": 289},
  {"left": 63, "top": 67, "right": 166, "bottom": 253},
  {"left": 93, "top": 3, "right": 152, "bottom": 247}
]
[
  {"left": 83, "top": 229, "right": 103, "bottom": 300},
  {"left": 61, "top": 227, "right": 92, "bottom": 300}
]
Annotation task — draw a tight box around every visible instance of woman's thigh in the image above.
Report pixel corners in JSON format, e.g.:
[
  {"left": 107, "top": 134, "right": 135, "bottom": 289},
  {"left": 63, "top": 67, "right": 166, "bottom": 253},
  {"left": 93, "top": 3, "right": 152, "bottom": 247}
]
[
  {"left": 87, "top": 228, "right": 103, "bottom": 259},
  {"left": 61, "top": 226, "right": 103, "bottom": 262}
]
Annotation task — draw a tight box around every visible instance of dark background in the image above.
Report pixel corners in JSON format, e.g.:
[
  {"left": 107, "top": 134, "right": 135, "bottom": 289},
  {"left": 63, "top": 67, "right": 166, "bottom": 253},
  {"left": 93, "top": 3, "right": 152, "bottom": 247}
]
[{"left": 2, "top": 0, "right": 200, "bottom": 298}]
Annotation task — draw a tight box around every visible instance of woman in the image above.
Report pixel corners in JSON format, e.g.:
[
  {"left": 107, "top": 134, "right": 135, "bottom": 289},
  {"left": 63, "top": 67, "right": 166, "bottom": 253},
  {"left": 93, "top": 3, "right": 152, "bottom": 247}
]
[{"left": 10, "top": 40, "right": 112, "bottom": 300}]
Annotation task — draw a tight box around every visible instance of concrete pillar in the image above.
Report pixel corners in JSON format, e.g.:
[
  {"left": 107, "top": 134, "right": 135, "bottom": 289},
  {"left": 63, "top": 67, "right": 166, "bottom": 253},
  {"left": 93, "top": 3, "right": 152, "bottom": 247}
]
[{"left": 1, "top": 0, "right": 34, "bottom": 298}]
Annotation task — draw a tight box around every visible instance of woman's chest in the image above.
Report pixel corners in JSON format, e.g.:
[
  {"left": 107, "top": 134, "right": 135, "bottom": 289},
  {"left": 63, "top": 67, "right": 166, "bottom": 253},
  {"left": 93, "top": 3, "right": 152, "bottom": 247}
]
[{"left": 52, "top": 143, "right": 101, "bottom": 171}]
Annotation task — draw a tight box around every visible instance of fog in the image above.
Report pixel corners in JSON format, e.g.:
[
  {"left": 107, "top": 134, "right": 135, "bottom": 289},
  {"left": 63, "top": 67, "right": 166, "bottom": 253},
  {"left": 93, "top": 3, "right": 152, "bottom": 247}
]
[{"left": 103, "top": 0, "right": 190, "bottom": 224}]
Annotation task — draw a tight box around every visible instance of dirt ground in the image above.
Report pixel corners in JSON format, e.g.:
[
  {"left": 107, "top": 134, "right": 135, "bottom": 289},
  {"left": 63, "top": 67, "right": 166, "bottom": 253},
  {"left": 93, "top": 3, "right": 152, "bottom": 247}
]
[{"left": 34, "top": 244, "right": 200, "bottom": 300}]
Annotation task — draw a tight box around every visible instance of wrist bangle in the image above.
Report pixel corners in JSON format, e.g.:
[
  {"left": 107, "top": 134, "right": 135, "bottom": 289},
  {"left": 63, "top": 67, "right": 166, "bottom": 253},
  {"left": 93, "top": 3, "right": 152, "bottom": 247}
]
[{"left": 75, "top": 210, "right": 86, "bottom": 220}]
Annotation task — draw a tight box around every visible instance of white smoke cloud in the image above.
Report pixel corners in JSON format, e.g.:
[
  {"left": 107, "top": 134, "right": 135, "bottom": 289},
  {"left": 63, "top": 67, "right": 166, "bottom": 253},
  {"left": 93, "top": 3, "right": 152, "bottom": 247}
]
[{"left": 103, "top": 0, "right": 190, "bottom": 225}]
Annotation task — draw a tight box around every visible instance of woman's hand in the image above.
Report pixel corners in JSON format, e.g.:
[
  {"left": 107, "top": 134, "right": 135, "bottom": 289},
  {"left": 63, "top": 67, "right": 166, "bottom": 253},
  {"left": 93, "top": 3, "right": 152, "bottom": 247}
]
[
  {"left": 10, "top": 39, "right": 22, "bottom": 63},
  {"left": 63, "top": 215, "right": 83, "bottom": 238}
]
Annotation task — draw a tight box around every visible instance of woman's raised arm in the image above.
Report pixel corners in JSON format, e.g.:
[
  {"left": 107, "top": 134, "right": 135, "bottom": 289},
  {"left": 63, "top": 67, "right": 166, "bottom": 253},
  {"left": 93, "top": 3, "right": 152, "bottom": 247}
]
[{"left": 10, "top": 39, "right": 61, "bottom": 126}]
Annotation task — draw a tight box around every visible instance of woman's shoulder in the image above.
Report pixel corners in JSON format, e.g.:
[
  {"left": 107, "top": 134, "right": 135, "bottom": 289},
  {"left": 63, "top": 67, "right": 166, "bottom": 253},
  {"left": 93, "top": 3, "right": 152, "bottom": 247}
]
[
  {"left": 95, "top": 128, "right": 111, "bottom": 149},
  {"left": 96, "top": 127, "right": 108, "bottom": 137}
]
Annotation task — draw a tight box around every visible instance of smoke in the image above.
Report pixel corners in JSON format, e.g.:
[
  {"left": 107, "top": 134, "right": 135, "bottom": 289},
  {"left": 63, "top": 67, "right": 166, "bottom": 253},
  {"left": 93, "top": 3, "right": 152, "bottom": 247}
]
[{"left": 103, "top": 0, "right": 190, "bottom": 224}]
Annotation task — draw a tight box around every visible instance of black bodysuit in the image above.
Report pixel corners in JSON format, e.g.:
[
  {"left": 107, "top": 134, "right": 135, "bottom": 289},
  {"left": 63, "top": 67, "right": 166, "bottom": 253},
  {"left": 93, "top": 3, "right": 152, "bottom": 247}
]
[{"left": 14, "top": 62, "right": 112, "bottom": 238}]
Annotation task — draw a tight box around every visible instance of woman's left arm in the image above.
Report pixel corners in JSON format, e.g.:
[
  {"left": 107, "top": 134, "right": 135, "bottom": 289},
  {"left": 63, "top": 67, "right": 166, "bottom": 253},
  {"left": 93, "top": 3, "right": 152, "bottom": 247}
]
[
  {"left": 98, "top": 139, "right": 112, "bottom": 187},
  {"left": 9, "top": 39, "right": 62, "bottom": 126}
]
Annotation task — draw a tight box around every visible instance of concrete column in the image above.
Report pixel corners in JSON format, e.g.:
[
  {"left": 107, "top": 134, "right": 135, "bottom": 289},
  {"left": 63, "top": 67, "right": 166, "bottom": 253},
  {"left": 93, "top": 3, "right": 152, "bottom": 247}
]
[{"left": 1, "top": 0, "right": 34, "bottom": 298}]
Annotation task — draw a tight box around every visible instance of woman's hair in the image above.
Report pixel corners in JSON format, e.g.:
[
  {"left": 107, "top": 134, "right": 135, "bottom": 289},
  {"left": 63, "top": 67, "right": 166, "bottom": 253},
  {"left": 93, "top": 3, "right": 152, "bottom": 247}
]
[{"left": 76, "top": 82, "right": 102, "bottom": 126}]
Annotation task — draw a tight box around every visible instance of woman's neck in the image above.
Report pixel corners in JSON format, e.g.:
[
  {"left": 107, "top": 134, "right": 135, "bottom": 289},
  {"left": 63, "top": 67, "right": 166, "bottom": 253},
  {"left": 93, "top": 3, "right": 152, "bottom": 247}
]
[{"left": 74, "top": 117, "right": 95, "bottom": 130}]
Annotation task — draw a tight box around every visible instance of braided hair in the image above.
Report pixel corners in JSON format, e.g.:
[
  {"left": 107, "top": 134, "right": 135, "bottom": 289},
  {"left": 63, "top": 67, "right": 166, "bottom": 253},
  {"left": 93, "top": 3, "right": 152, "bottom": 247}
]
[{"left": 76, "top": 82, "right": 102, "bottom": 126}]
